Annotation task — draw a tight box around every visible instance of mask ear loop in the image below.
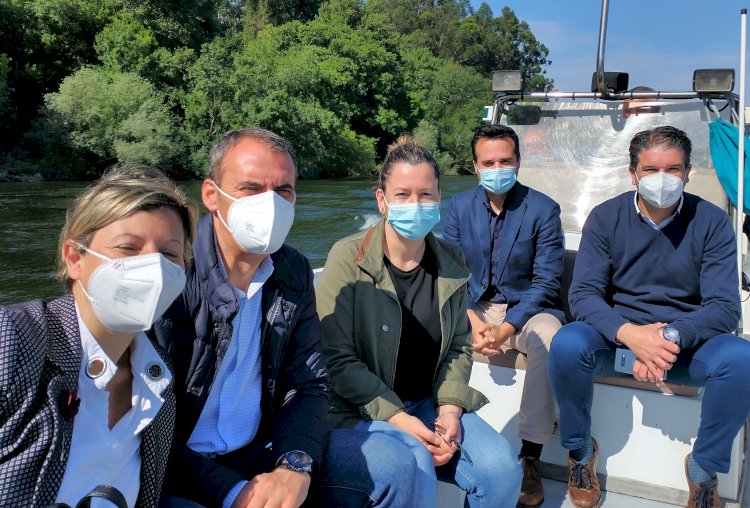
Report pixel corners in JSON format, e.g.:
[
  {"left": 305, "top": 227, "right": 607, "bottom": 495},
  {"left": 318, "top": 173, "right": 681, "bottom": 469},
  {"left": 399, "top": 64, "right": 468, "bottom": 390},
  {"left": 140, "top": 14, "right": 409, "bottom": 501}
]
[
  {"left": 68, "top": 241, "right": 108, "bottom": 304},
  {"left": 211, "top": 181, "right": 237, "bottom": 235},
  {"left": 74, "top": 242, "right": 113, "bottom": 263}
]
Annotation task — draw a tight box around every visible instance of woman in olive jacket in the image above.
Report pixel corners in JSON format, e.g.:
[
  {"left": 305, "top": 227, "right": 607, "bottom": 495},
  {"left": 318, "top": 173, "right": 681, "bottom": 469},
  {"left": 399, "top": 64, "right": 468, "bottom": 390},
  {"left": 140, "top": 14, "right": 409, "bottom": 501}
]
[{"left": 316, "top": 137, "right": 522, "bottom": 508}]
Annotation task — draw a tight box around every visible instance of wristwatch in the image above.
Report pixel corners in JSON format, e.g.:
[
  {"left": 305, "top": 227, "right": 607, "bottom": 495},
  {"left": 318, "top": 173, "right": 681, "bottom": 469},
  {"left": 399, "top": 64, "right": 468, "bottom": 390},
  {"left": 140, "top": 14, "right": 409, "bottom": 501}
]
[
  {"left": 661, "top": 325, "right": 681, "bottom": 345},
  {"left": 276, "top": 450, "right": 314, "bottom": 474}
]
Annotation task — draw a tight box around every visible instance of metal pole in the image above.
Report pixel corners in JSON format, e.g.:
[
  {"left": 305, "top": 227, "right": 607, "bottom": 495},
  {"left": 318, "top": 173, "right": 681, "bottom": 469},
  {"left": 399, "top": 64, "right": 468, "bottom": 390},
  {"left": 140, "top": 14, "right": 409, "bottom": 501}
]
[
  {"left": 737, "top": 8, "right": 746, "bottom": 335},
  {"left": 595, "top": 0, "right": 610, "bottom": 97}
]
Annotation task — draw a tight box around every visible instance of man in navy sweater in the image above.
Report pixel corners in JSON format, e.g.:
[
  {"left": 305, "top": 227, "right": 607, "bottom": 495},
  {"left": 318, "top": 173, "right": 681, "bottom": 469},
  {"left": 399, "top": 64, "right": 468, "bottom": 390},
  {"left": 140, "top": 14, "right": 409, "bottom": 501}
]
[{"left": 548, "top": 126, "right": 750, "bottom": 508}]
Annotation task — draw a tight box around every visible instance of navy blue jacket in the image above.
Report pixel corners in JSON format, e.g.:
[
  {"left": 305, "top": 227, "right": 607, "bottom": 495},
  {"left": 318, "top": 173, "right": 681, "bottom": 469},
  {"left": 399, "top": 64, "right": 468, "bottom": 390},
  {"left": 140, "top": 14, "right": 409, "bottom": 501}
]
[
  {"left": 443, "top": 183, "right": 565, "bottom": 330},
  {"left": 570, "top": 191, "right": 740, "bottom": 349},
  {"left": 151, "top": 214, "right": 329, "bottom": 507}
]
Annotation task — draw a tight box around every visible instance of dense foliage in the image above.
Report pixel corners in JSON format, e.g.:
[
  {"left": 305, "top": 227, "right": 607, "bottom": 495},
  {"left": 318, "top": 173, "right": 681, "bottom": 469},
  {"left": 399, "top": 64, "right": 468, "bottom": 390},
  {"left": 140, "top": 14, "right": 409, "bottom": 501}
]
[{"left": 0, "top": 0, "right": 551, "bottom": 180}]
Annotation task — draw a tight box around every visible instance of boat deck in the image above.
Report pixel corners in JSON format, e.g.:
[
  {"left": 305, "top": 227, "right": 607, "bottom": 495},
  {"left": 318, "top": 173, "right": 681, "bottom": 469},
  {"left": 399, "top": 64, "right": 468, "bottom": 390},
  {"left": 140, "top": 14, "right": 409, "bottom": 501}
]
[{"left": 536, "top": 477, "right": 679, "bottom": 507}]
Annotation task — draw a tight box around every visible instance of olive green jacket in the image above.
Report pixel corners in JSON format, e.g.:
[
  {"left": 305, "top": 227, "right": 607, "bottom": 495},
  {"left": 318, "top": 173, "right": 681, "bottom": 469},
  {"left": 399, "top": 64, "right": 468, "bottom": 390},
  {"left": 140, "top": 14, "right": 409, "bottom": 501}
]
[{"left": 316, "top": 219, "right": 489, "bottom": 428}]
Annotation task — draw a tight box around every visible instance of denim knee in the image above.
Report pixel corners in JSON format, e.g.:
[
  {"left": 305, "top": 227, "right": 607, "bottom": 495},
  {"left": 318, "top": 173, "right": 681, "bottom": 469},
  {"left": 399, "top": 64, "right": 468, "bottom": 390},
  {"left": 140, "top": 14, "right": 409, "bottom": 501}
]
[
  {"left": 363, "top": 434, "right": 421, "bottom": 506},
  {"left": 549, "top": 322, "right": 594, "bottom": 367},
  {"left": 708, "top": 334, "right": 750, "bottom": 392}
]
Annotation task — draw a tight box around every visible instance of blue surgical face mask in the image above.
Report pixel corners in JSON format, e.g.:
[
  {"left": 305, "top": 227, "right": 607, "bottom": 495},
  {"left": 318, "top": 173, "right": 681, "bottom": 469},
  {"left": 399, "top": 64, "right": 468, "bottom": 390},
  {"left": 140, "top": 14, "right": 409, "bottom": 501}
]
[
  {"left": 384, "top": 198, "right": 441, "bottom": 240},
  {"left": 478, "top": 166, "right": 517, "bottom": 195}
]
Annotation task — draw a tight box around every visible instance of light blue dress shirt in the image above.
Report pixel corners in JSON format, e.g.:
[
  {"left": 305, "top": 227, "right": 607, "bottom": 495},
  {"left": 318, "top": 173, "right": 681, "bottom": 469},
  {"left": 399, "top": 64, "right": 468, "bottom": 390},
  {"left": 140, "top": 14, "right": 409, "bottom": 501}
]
[
  {"left": 187, "top": 256, "right": 273, "bottom": 454},
  {"left": 633, "top": 191, "right": 684, "bottom": 230}
]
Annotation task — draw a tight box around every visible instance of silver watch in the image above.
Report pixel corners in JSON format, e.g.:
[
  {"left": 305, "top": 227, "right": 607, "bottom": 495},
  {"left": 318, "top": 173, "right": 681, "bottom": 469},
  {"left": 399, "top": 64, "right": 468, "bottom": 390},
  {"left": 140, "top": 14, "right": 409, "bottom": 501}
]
[{"left": 661, "top": 325, "right": 680, "bottom": 345}]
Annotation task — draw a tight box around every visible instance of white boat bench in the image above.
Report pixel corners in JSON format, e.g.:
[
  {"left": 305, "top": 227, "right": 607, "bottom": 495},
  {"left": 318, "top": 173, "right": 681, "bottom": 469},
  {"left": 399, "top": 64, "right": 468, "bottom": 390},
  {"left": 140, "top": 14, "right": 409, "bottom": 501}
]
[{"left": 456, "top": 246, "right": 745, "bottom": 508}]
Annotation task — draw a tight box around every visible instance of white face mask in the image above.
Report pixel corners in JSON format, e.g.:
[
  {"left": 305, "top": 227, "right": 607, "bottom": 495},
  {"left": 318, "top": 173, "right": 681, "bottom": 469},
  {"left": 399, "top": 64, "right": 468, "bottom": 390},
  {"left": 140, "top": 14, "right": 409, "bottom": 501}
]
[
  {"left": 76, "top": 245, "right": 186, "bottom": 333},
  {"left": 213, "top": 184, "right": 295, "bottom": 255},
  {"left": 636, "top": 172, "right": 685, "bottom": 209}
]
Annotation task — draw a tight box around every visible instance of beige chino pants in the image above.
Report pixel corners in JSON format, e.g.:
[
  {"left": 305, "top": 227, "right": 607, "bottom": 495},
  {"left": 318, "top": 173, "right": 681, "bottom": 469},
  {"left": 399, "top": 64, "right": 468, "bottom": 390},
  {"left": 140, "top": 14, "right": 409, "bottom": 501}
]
[{"left": 472, "top": 301, "right": 562, "bottom": 445}]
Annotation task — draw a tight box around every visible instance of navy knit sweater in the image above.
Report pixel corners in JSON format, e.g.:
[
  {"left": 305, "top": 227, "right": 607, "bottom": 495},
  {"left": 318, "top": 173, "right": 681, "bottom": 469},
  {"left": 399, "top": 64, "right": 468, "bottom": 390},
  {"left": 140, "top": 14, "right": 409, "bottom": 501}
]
[{"left": 569, "top": 191, "right": 740, "bottom": 349}]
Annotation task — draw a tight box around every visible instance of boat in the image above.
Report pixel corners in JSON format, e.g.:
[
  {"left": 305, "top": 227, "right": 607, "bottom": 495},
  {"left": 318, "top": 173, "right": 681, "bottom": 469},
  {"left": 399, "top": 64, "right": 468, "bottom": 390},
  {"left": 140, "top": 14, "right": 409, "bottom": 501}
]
[
  {"left": 456, "top": 1, "right": 750, "bottom": 506},
  {"left": 314, "top": 2, "right": 749, "bottom": 505}
]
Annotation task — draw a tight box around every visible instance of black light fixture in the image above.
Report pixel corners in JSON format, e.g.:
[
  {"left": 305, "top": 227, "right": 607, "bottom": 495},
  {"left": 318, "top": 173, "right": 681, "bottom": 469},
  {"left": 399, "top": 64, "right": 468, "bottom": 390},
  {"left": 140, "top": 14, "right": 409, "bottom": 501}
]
[
  {"left": 491, "top": 70, "right": 523, "bottom": 92},
  {"left": 590, "top": 72, "right": 629, "bottom": 93},
  {"left": 693, "top": 69, "right": 735, "bottom": 93}
]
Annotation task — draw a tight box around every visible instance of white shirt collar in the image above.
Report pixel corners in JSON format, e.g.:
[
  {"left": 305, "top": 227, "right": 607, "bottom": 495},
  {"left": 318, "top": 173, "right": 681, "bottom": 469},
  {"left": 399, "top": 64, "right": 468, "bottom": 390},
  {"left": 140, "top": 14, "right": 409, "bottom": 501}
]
[{"left": 75, "top": 303, "right": 171, "bottom": 396}]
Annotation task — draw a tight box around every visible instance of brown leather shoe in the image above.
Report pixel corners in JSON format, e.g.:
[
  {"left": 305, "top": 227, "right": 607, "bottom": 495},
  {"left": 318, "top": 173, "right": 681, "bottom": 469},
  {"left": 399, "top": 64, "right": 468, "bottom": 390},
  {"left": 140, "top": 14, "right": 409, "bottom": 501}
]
[
  {"left": 567, "top": 438, "right": 601, "bottom": 508},
  {"left": 685, "top": 456, "right": 721, "bottom": 508},
  {"left": 518, "top": 456, "right": 544, "bottom": 507}
]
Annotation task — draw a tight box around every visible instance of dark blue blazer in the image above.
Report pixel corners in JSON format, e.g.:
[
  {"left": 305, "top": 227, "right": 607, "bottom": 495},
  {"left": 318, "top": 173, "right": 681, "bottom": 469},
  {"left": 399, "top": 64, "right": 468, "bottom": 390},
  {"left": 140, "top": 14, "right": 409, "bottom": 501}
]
[{"left": 443, "top": 183, "right": 565, "bottom": 329}]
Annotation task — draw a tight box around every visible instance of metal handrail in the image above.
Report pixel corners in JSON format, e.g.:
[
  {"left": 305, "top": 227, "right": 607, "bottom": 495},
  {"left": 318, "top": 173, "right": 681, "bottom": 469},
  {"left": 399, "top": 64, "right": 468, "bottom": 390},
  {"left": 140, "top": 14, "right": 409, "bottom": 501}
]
[
  {"left": 595, "top": 0, "right": 611, "bottom": 97},
  {"left": 494, "top": 91, "right": 737, "bottom": 102}
]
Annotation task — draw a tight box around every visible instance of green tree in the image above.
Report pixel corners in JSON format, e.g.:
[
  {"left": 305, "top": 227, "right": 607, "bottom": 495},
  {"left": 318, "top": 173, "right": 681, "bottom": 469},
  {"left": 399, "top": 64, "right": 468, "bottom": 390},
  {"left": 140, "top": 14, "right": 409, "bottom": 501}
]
[
  {"left": 423, "top": 60, "right": 490, "bottom": 172},
  {"left": 45, "top": 67, "right": 188, "bottom": 176},
  {"left": 95, "top": 13, "right": 158, "bottom": 74},
  {"left": 183, "top": 34, "right": 243, "bottom": 172},
  {"left": 374, "top": 0, "right": 552, "bottom": 91},
  {"left": 184, "top": 0, "right": 415, "bottom": 177}
]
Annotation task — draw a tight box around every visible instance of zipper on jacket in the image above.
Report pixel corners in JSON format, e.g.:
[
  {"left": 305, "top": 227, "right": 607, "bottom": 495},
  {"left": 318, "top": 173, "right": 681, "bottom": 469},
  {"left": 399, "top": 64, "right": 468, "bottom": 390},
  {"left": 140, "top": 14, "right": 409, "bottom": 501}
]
[{"left": 261, "top": 289, "right": 282, "bottom": 398}]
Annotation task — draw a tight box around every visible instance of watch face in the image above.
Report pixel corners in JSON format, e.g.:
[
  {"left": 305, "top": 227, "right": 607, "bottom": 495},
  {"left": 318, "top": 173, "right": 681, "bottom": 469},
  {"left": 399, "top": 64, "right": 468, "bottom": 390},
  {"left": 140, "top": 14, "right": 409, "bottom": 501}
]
[
  {"left": 663, "top": 327, "right": 680, "bottom": 343},
  {"left": 287, "top": 451, "right": 313, "bottom": 469}
]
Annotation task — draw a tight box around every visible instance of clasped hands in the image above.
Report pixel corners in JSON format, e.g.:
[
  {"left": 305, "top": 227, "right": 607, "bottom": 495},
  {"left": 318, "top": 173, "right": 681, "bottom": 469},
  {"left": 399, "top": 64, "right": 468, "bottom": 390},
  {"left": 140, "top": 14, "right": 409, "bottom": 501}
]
[
  {"left": 472, "top": 321, "right": 517, "bottom": 356},
  {"left": 616, "top": 322, "right": 681, "bottom": 384}
]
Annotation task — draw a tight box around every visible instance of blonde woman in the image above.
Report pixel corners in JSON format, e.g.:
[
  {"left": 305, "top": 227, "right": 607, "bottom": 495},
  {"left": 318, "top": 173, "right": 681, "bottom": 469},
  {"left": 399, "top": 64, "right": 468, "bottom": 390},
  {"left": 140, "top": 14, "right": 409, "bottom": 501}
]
[
  {"left": 316, "top": 138, "right": 522, "bottom": 507},
  {"left": 0, "top": 165, "right": 196, "bottom": 507}
]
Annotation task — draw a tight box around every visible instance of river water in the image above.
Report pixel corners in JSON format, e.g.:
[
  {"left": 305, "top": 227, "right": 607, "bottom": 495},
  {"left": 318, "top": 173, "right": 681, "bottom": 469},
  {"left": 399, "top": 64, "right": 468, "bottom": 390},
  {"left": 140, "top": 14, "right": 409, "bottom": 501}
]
[{"left": 0, "top": 177, "right": 478, "bottom": 304}]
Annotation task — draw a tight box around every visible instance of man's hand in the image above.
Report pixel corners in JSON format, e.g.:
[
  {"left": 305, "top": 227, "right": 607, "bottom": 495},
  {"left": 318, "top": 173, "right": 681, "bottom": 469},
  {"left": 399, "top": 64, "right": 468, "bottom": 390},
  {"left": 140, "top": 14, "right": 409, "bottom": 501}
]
[
  {"left": 231, "top": 467, "right": 311, "bottom": 508},
  {"left": 472, "top": 324, "right": 499, "bottom": 356},
  {"left": 616, "top": 323, "right": 680, "bottom": 383},
  {"left": 387, "top": 412, "right": 448, "bottom": 465},
  {"left": 472, "top": 322, "right": 516, "bottom": 356},
  {"left": 467, "top": 309, "right": 490, "bottom": 351},
  {"left": 467, "top": 309, "right": 515, "bottom": 356}
]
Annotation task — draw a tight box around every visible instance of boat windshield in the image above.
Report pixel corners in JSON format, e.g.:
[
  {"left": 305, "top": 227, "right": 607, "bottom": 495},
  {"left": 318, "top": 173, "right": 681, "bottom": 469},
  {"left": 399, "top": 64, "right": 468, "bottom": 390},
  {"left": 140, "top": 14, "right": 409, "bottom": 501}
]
[{"left": 502, "top": 99, "right": 731, "bottom": 233}]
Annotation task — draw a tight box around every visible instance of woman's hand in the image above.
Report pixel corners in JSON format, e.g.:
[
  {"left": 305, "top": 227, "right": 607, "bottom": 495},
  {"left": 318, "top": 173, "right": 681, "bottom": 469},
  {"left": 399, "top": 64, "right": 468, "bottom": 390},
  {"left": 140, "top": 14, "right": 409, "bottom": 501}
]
[
  {"left": 432, "top": 407, "right": 463, "bottom": 465},
  {"left": 387, "top": 412, "right": 446, "bottom": 464}
]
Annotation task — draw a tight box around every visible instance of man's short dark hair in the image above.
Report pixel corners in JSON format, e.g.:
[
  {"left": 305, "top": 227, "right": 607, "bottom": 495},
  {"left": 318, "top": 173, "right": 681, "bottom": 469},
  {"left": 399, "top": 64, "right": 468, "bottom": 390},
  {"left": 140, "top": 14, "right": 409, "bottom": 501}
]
[
  {"left": 471, "top": 124, "right": 521, "bottom": 162},
  {"left": 209, "top": 127, "right": 298, "bottom": 182},
  {"left": 628, "top": 126, "right": 692, "bottom": 169}
]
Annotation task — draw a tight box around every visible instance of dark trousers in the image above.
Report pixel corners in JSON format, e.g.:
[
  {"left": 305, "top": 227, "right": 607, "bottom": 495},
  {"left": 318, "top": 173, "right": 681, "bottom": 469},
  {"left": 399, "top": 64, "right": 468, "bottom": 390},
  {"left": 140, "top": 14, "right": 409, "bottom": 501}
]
[{"left": 548, "top": 321, "right": 750, "bottom": 473}]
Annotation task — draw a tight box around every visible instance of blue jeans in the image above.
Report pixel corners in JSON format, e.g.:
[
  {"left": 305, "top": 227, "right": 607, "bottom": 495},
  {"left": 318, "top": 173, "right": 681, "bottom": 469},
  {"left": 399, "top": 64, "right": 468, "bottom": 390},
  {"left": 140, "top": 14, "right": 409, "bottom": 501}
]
[
  {"left": 548, "top": 321, "right": 750, "bottom": 473},
  {"left": 160, "top": 429, "right": 417, "bottom": 508},
  {"left": 355, "top": 398, "right": 522, "bottom": 508},
  {"left": 316, "top": 429, "right": 419, "bottom": 507}
]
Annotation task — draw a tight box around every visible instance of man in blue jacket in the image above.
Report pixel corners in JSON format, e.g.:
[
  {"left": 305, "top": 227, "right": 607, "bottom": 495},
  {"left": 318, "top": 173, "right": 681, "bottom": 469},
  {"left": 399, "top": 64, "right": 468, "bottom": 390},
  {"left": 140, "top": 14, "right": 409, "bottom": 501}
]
[
  {"left": 152, "top": 128, "right": 416, "bottom": 508},
  {"left": 548, "top": 126, "right": 750, "bottom": 508},
  {"left": 443, "top": 124, "right": 565, "bottom": 507}
]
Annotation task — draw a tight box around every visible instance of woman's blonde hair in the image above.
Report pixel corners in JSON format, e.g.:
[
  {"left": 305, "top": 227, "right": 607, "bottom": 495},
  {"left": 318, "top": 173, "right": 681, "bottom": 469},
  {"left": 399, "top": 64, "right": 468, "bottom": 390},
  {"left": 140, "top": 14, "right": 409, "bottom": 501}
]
[
  {"left": 57, "top": 164, "right": 198, "bottom": 289},
  {"left": 378, "top": 135, "right": 440, "bottom": 190}
]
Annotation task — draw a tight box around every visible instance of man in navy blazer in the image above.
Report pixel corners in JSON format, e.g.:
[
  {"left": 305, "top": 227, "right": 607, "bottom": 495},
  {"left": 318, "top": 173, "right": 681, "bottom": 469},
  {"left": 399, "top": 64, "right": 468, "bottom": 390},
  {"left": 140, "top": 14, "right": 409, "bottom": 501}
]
[{"left": 443, "top": 124, "right": 564, "bottom": 508}]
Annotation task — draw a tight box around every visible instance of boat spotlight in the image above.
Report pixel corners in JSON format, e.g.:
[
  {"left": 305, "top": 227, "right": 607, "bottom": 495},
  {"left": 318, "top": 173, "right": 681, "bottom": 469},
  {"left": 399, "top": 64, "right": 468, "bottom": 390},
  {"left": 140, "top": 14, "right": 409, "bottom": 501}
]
[
  {"left": 491, "top": 70, "right": 523, "bottom": 92},
  {"left": 693, "top": 68, "right": 735, "bottom": 93}
]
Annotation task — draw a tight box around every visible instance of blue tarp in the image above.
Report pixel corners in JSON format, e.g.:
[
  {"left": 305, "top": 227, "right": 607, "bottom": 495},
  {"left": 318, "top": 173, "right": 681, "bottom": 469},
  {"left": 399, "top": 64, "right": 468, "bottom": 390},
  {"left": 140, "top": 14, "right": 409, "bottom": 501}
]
[{"left": 709, "top": 117, "right": 750, "bottom": 215}]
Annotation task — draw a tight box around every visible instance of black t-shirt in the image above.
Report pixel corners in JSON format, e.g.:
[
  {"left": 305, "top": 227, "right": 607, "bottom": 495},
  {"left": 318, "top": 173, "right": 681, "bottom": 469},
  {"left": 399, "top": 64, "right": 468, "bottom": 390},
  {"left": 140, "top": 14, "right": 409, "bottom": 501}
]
[{"left": 385, "top": 245, "right": 442, "bottom": 403}]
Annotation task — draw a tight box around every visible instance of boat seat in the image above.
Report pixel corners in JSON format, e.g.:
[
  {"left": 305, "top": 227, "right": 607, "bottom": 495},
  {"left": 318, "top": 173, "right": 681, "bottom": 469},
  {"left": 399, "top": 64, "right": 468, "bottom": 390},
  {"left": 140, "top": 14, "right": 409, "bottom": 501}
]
[
  {"left": 470, "top": 246, "right": 701, "bottom": 397},
  {"left": 472, "top": 349, "right": 701, "bottom": 397}
]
